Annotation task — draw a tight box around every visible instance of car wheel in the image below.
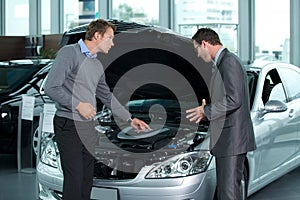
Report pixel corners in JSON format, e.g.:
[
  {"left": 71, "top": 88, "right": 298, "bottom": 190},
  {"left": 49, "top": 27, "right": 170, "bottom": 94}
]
[
  {"left": 32, "top": 123, "right": 40, "bottom": 155},
  {"left": 213, "top": 164, "right": 248, "bottom": 200},
  {"left": 32, "top": 124, "right": 54, "bottom": 156}
]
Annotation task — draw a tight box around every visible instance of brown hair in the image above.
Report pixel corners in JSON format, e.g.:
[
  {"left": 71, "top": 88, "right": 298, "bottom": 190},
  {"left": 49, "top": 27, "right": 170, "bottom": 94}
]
[
  {"left": 85, "top": 19, "right": 116, "bottom": 41},
  {"left": 192, "top": 28, "right": 222, "bottom": 46}
]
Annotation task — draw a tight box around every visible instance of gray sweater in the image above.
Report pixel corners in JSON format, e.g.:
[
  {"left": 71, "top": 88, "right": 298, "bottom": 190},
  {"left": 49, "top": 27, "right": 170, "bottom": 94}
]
[{"left": 45, "top": 43, "right": 131, "bottom": 121}]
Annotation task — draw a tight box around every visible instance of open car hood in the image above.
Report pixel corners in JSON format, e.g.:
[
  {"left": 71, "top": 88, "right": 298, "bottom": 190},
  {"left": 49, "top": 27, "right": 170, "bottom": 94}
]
[
  {"left": 98, "top": 27, "right": 211, "bottom": 102},
  {"left": 62, "top": 20, "right": 211, "bottom": 102}
]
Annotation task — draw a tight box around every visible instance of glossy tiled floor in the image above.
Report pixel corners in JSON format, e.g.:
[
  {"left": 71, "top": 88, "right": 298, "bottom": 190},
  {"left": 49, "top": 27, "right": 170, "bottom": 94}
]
[
  {"left": 0, "top": 154, "right": 36, "bottom": 200},
  {"left": 0, "top": 153, "right": 299, "bottom": 200}
]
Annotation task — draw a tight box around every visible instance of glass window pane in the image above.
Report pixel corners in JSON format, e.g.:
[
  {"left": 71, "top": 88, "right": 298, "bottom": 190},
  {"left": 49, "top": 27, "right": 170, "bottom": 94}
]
[
  {"left": 269, "top": 83, "right": 286, "bottom": 102},
  {"left": 41, "top": 0, "right": 51, "bottom": 34},
  {"left": 278, "top": 68, "right": 300, "bottom": 101},
  {"left": 255, "top": 0, "right": 290, "bottom": 63},
  {"left": 64, "top": 0, "right": 98, "bottom": 31},
  {"left": 173, "top": 0, "right": 238, "bottom": 53},
  {"left": 5, "top": 0, "right": 29, "bottom": 36},
  {"left": 112, "top": 0, "right": 159, "bottom": 25}
]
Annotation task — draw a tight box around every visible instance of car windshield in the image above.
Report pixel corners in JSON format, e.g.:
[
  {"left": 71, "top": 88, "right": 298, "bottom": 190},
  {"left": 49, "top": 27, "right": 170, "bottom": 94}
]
[{"left": 0, "top": 64, "right": 42, "bottom": 94}]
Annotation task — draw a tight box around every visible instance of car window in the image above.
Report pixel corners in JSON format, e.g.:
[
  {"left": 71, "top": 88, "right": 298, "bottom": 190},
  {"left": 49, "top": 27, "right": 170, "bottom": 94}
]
[
  {"left": 262, "top": 69, "right": 287, "bottom": 103},
  {"left": 261, "top": 78, "right": 271, "bottom": 104},
  {"left": 38, "top": 74, "right": 48, "bottom": 95},
  {"left": 27, "top": 78, "right": 44, "bottom": 95},
  {"left": 269, "top": 83, "right": 286, "bottom": 102},
  {"left": 247, "top": 71, "right": 258, "bottom": 108},
  {"left": 0, "top": 65, "right": 41, "bottom": 93},
  {"left": 278, "top": 67, "right": 300, "bottom": 101}
]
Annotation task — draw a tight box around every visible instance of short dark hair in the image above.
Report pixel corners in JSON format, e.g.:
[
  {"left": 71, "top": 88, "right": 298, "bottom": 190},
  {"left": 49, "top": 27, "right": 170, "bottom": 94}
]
[
  {"left": 192, "top": 28, "right": 222, "bottom": 46},
  {"left": 85, "top": 19, "right": 116, "bottom": 41}
]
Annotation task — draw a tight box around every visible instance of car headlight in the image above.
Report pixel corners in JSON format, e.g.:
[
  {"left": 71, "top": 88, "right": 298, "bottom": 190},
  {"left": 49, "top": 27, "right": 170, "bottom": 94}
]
[
  {"left": 146, "top": 151, "right": 212, "bottom": 178},
  {"left": 40, "top": 139, "right": 59, "bottom": 168},
  {"left": 1, "top": 112, "right": 8, "bottom": 118},
  {"left": 1, "top": 106, "right": 11, "bottom": 121}
]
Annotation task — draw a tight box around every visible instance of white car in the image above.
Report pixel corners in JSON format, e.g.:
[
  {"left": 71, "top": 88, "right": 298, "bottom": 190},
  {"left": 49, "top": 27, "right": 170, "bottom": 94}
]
[{"left": 36, "top": 20, "right": 300, "bottom": 200}]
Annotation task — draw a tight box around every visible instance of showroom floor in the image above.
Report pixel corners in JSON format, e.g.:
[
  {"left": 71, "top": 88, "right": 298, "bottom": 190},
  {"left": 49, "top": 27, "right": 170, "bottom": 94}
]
[{"left": 0, "top": 154, "right": 300, "bottom": 200}]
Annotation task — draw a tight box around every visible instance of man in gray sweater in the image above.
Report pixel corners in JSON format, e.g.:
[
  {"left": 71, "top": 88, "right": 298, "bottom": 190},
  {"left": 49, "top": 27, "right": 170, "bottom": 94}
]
[{"left": 45, "top": 19, "right": 150, "bottom": 200}]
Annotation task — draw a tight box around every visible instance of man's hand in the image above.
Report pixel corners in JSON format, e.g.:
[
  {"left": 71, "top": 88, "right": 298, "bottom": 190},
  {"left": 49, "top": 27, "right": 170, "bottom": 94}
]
[
  {"left": 129, "top": 118, "right": 152, "bottom": 132},
  {"left": 186, "top": 99, "right": 207, "bottom": 123},
  {"left": 76, "top": 102, "right": 96, "bottom": 120}
]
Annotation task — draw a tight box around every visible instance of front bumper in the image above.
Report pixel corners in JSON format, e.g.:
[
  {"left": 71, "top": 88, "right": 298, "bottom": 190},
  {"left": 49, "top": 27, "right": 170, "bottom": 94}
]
[{"left": 37, "top": 162, "right": 216, "bottom": 200}]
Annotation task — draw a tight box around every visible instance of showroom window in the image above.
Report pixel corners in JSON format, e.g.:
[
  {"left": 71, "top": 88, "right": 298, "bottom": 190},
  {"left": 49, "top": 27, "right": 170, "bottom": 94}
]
[
  {"left": 41, "top": 0, "right": 51, "bottom": 34},
  {"left": 112, "top": 0, "right": 159, "bottom": 25},
  {"left": 5, "top": 0, "right": 29, "bottom": 35},
  {"left": 64, "top": 0, "right": 99, "bottom": 31},
  {"left": 173, "top": 0, "right": 238, "bottom": 54},
  {"left": 255, "top": 0, "right": 290, "bottom": 63}
]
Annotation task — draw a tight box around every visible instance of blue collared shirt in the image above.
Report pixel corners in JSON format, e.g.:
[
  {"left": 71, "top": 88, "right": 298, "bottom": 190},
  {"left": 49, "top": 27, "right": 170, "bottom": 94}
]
[
  {"left": 78, "top": 39, "right": 97, "bottom": 58},
  {"left": 213, "top": 46, "right": 225, "bottom": 66}
]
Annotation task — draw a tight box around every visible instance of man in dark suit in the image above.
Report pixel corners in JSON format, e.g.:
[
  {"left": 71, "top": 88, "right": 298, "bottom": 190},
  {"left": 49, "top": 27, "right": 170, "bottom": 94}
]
[{"left": 186, "top": 28, "right": 256, "bottom": 200}]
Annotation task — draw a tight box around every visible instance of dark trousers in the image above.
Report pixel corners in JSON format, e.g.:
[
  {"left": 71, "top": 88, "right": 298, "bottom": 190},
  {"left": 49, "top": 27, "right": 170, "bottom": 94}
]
[
  {"left": 54, "top": 115, "right": 96, "bottom": 200},
  {"left": 215, "top": 154, "right": 246, "bottom": 200}
]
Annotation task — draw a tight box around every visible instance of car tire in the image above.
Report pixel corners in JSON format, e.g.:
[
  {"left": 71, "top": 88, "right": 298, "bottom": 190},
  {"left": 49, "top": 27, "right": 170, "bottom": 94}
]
[
  {"left": 32, "top": 123, "right": 55, "bottom": 156},
  {"left": 32, "top": 121, "right": 40, "bottom": 155}
]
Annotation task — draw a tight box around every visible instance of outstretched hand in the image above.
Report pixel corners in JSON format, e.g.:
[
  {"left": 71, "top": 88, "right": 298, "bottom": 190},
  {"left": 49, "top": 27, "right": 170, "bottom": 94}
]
[
  {"left": 130, "top": 118, "right": 152, "bottom": 133},
  {"left": 186, "top": 99, "right": 207, "bottom": 123}
]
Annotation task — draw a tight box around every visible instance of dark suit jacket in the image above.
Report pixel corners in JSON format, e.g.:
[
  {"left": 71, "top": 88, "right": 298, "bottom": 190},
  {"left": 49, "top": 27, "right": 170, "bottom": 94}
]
[{"left": 204, "top": 48, "right": 256, "bottom": 157}]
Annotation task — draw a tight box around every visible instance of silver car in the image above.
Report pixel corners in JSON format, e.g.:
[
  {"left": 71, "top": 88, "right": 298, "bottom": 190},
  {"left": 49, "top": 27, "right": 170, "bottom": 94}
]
[{"left": 36, "top": 21, "right": 300, "bottom": 200}]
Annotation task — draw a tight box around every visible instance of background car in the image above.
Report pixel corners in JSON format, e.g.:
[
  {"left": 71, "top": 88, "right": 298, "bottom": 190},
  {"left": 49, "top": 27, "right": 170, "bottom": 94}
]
[
  {"left": 0, "top": 59, "right": 53, "bottom": 154},
  {"left": 36, "top": 20, "right": 300, "bottom": 200}
]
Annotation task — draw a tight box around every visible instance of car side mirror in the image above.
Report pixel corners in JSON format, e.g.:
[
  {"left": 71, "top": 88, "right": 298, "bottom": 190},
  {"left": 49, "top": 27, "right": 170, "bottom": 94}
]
[{"left": 264, "top": 100, "right": 287, "bottom": 113}]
